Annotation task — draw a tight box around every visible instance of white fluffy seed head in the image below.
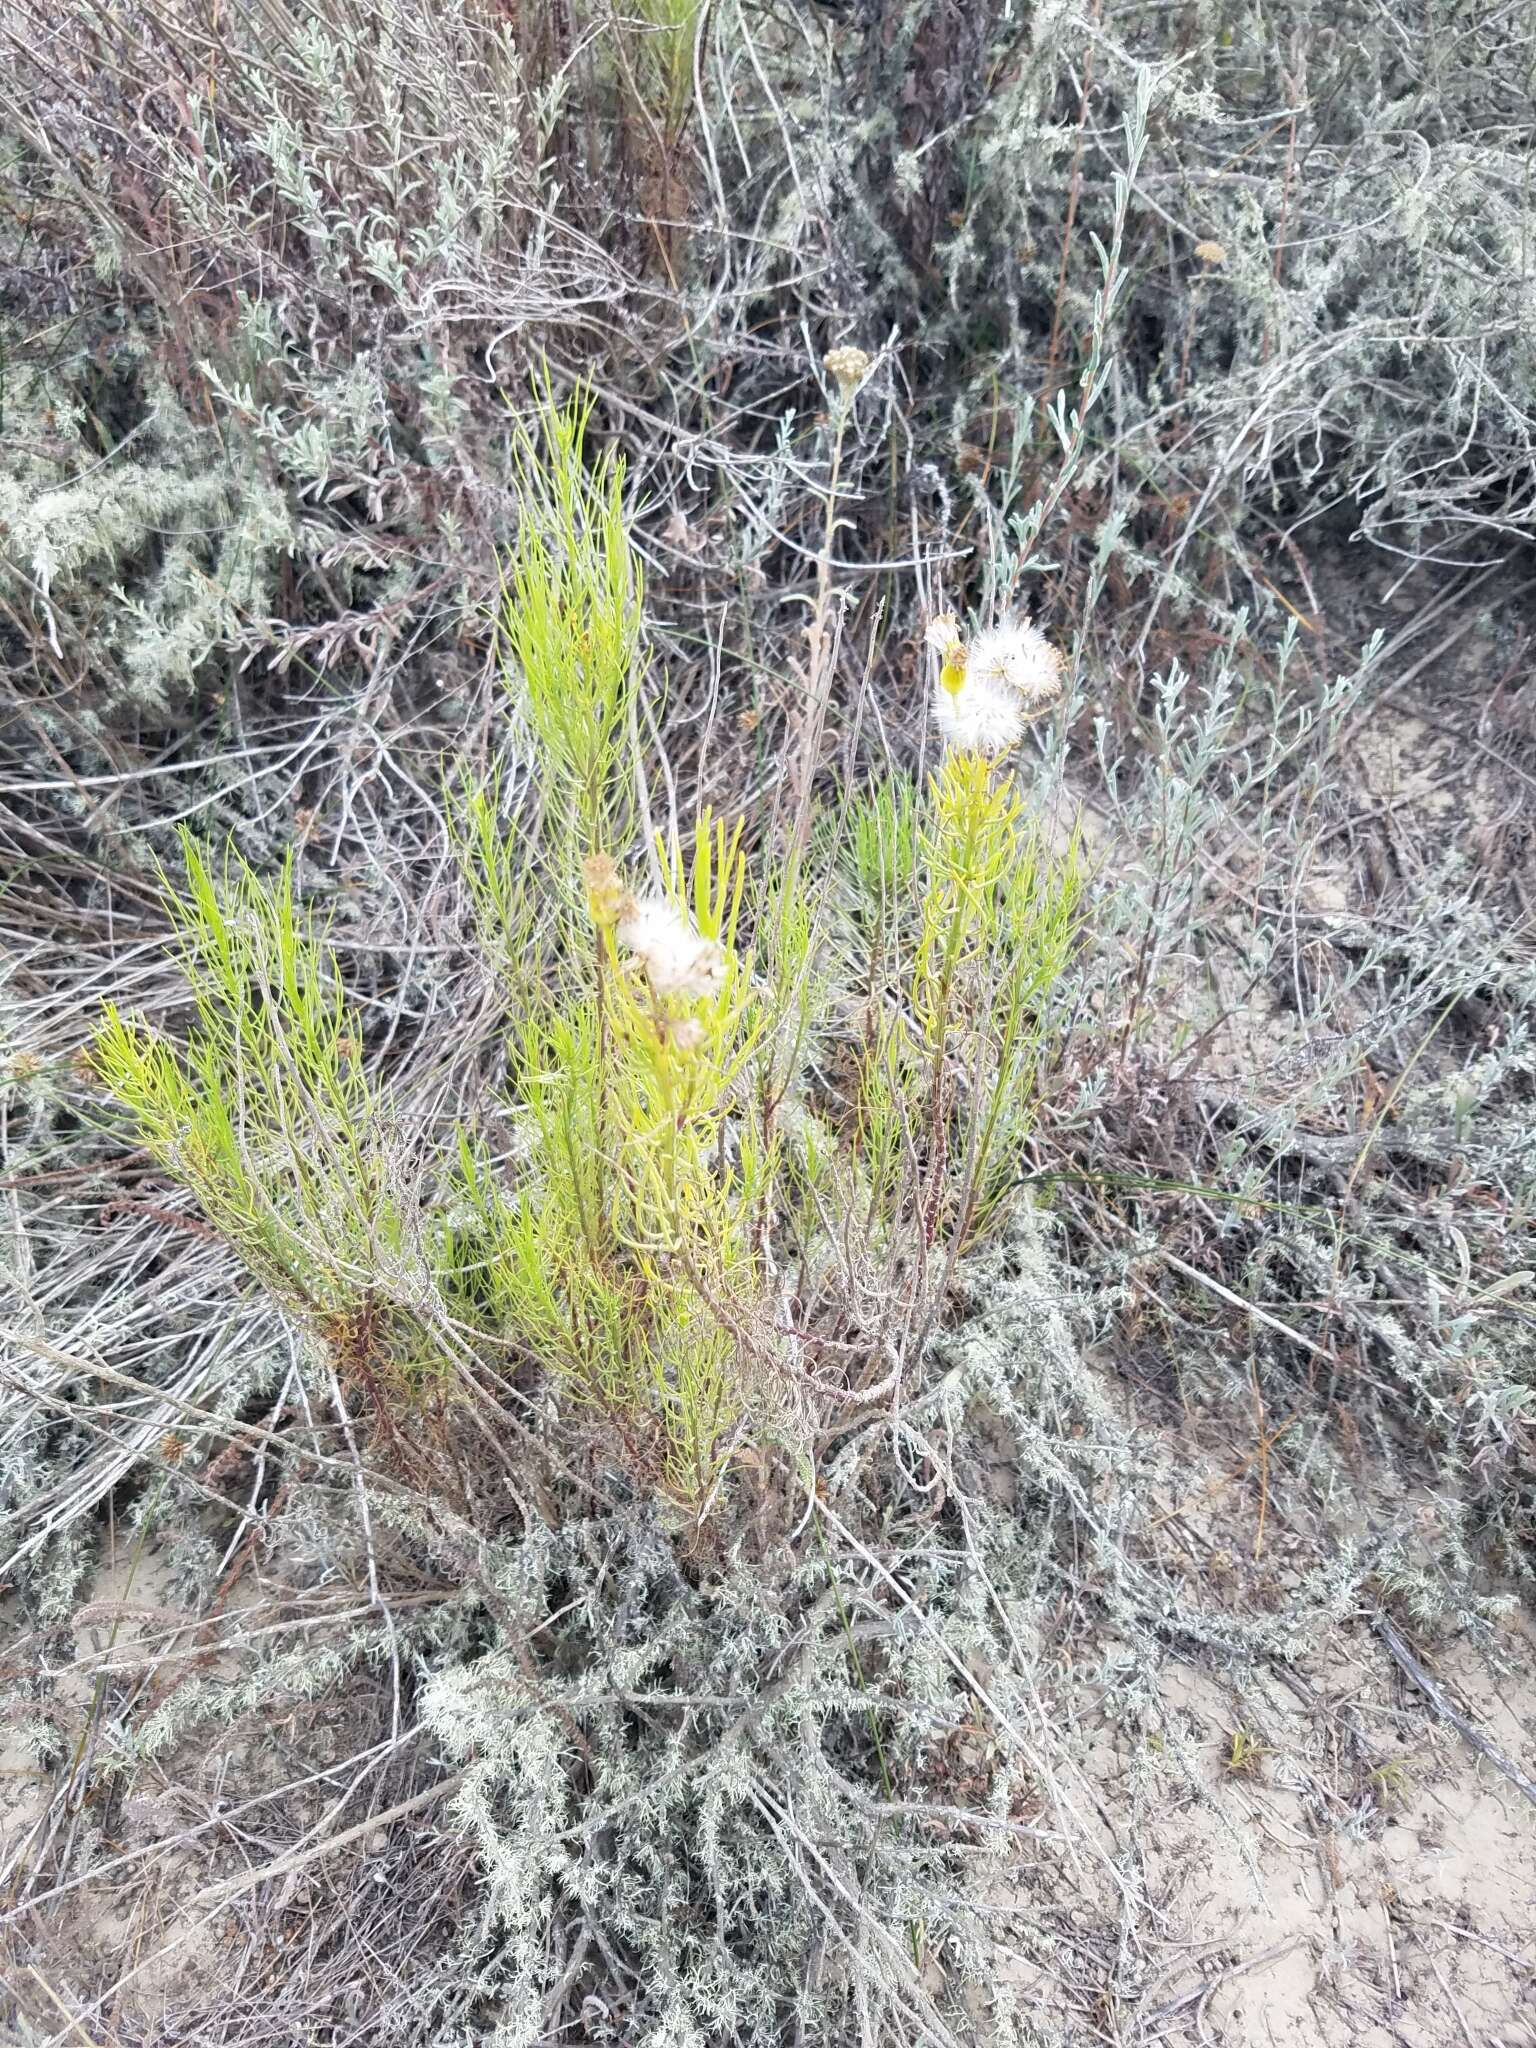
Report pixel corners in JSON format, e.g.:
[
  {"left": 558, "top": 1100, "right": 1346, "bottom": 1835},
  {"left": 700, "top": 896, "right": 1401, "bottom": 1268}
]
[
  {"left": 666, "top": 1016, "right": 707, "bottom": 1055},
  {"left": 615, "top": 897, "right": 726, "bottom": 1000},
  {"left": 966, "top": 620, "right": 1062, "bottom": 707},
  {"left": 931, "top": 672, "right": 1025, "bottom": 755}
]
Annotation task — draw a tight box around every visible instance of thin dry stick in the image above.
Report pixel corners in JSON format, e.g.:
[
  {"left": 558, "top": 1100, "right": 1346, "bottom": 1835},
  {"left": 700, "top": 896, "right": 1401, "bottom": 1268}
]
[
  {"left": 1147, "top": 1408, "right": 1300, "bottom": 1530},
  {"left": 1155, "top": 1246, "right": 1336, "bottom": 1364},
  {"left": 1375, "top": 1613, "right": 1536, "bottom": 1812},
  {"left": 1412, "top": 1914, "right": 1532, "bottom": 1969},
  {"left": 1143, "top": 1937, "right": 1303, "bottom": 2023},
  {"left": 1416, "top": 1934, "right": 1478, "bottom": 2048},
  {"left": 0, "top": 1331, "right": 413, "bottom": 1494},
  {"left": 193, "top": 1771, "right": 467, "bottom": 1907},
  {"left": 1044, "top": 0, "right": 1105, "bottom": 392},
  {"left": 1264, "top": 41, "right": 1305, "bottom": 354},
  {"left": 23, "top": 1968, "right": 96, "bottom": 2045},
  {"left": 1249, "top": 1352, "right": 1271, "bottom": 1561},
  {"left": 790, "top": 370, "right": 857, "bottom": 855},
  {"left": 0, "top": 1735, "right": 415, "bottom": 1925},
  {"left": 63, "top": 1768, "right": 460, "bottom": 2041}
]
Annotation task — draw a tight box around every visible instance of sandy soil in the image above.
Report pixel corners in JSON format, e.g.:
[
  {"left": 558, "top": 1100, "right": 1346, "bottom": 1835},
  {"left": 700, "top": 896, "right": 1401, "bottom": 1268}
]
[{"left": 1136, "top": 1619, "right": 1536, "bottom": 2046}]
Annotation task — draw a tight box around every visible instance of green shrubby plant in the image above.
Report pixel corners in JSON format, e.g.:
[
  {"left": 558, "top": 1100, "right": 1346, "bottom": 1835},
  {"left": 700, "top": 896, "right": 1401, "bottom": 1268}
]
[
  {"left": 501, "top": 385, "right": 641, "bottom": 862},
  {"left": 622, "top": 0, "right": 708, "bottom": 144},
  {"left": 461, "top": 822, "right": 769, "bottom": 1511},
  {"left": 92, "top": 835, "right": 452, "bottom": 1396},
  {"left": 93, "top": 389, "right": 1084, "bottom": 1524}
]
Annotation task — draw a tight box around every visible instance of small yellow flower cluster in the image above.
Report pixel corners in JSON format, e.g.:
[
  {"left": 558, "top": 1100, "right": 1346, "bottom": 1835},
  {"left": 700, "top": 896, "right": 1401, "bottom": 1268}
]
[{"left": 923, "top": 613, "right": 1062, "bottom": 756}]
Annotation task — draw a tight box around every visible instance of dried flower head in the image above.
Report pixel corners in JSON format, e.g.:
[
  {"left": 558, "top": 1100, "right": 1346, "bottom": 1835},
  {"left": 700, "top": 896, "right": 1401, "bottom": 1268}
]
[
  {"left": 582, "top": 851, "right": 625, "bottom": 926},
  {"left": 823, "top": 345, "right": 871, "bottom": 400},
  {"left": 931, "top": 671, "right": 1024, "bottom": 755},
  {"left": 665, "top": 1015, "right": 707, "bottom": 1056},
  {"left": 616, "top": 896, "right": 726, "bottom": 1000},
  {"left": 924, "top": 611, "right": 964, "bottom": 661},
  {"left": 925, "top": 612, "right": 1062, "bottom": 753},
  {"left": 966, "top": 620, "right": 1062, "bottom": 707},
  {"left": 1193, "top": 239, "right": 1227, "bottom": 267}
]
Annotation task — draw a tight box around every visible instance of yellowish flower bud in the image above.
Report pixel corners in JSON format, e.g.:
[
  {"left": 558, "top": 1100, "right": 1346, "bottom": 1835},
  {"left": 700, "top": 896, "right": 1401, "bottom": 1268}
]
[
  {"left": 925, "top": 612, "right": 968, "bottom": 697},
  {"left": 583, "top": 852, "right": 625, "bottom": 927},
  {"left": 1193, "top": 239, "right": 1227, "bottom": 267}
]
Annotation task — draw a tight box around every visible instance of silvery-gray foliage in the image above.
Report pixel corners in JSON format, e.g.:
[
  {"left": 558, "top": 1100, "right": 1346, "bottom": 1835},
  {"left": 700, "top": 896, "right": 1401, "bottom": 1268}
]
[{"left": 2, "top": 0, "right": 1532, "bottom": 2039}]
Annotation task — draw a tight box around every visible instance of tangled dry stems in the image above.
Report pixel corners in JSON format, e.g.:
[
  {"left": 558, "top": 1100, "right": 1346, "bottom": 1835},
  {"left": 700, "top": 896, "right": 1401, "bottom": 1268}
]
[{"left": 2, "top": 0, "right": 1535, "bottom": 2041}]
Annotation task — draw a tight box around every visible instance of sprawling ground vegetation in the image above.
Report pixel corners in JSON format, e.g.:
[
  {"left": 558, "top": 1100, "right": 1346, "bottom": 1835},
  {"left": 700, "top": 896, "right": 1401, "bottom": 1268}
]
[{"left": 2, "top": 3, "right": 1533, "bottom": 2042}]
